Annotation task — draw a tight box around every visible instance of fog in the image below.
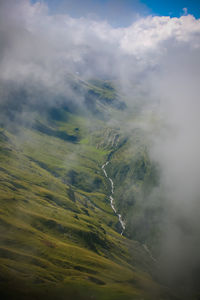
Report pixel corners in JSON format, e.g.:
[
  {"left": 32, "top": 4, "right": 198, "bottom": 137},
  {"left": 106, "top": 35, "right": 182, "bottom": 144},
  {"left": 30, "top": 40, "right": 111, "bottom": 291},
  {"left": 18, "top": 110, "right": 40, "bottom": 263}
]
[
  {"left": 149, "top": 43, "right": 200, "bottom": 293},
  {"left": 1, "top": 0, "right": 200, "bottom": 295}
]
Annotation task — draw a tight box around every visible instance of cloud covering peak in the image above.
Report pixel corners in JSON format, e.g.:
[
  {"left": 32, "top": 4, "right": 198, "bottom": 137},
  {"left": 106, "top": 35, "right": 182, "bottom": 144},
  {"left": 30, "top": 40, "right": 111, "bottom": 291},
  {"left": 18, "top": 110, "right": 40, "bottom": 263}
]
[{"left": 1, "top": 0, "right": 200, "bottom": 82}]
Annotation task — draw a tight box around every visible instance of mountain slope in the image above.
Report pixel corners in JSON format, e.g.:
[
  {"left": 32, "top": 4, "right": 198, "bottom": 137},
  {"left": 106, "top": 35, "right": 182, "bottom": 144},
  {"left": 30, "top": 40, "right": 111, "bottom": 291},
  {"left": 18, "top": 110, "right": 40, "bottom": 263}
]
[{"left": 0, "top": 81, "right": 176, "bottom": 300}]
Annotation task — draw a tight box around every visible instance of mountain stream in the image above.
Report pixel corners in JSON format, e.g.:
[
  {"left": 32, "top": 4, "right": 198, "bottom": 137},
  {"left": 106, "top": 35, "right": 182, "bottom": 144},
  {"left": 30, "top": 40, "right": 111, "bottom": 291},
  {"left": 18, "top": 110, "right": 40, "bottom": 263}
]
[
  {"left": 102, "top": 161, "right": 156, "bottom": 262},
  {"left": 102, "top": 161, "right": 126, "bottom": 235}
]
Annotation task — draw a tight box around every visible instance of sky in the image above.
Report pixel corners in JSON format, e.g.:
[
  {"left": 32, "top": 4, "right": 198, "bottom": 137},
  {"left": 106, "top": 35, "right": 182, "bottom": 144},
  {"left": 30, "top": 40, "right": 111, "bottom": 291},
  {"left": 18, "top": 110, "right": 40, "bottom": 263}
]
[
  {"left": 31, "top": 0, "right": 200, "bottom": 26},
  {"left": 141, "top": 0, "right": 200, "bottom": 18}
]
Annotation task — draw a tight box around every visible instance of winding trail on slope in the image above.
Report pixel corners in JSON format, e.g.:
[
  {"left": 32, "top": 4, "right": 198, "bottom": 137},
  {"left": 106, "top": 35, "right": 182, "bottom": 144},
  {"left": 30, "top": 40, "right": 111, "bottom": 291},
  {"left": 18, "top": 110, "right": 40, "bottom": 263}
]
[{"left": 102, "top": 161, "right": 126, "bottom": 235}]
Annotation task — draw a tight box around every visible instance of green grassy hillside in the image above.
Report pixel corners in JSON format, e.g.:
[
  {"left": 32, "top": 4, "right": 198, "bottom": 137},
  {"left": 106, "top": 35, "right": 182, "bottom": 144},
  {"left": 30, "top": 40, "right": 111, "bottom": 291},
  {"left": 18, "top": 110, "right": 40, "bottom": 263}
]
[{"left": 0, "top": 81, "right": 176, "bottom": 300}]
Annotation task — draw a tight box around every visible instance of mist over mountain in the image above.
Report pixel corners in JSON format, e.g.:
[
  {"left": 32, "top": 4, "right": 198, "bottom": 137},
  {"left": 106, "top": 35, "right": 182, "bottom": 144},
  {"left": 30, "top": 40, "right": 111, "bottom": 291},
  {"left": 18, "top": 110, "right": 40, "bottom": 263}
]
[{"left": 1, "top": 0, "right": 200, "bottom": 299}]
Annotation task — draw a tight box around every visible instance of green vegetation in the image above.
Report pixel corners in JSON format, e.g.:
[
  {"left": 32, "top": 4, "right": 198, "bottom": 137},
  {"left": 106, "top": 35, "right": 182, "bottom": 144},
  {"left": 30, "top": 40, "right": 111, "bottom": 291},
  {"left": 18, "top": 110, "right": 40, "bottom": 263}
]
[{"left": 0, "top": 80, "right": 175, "bottom": 299}]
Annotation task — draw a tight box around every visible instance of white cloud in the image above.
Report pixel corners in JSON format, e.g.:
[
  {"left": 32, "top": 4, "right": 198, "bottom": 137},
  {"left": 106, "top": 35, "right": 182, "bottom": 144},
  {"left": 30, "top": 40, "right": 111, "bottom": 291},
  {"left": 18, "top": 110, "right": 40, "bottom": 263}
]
[
  {"left": 183, "top": 7, "right": 188, "bottom": 16},
  {"left": 1, "top": 0, "right": 200, "bottom": 85},
  {"left": 120, "top": 15, "right": 200, "bottom": 56}
]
